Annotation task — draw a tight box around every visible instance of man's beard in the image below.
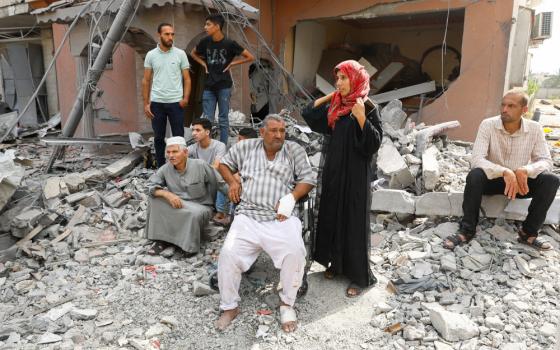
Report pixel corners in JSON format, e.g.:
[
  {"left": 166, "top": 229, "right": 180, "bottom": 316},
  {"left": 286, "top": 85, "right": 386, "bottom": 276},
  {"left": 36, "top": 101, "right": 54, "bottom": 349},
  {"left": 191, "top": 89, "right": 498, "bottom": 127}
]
[{"left": 161, "top": 40, "right": 173, "bottom": 48}]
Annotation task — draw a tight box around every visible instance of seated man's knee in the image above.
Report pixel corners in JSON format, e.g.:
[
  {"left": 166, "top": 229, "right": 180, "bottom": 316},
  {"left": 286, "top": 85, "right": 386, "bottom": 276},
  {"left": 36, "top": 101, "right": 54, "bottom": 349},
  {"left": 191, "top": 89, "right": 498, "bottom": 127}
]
[
  {"left": 466, "top": 168, "right": 487, "bottom": 184},
  {"left": 539, "top": 173, "right": 560, "bottom": 190}
]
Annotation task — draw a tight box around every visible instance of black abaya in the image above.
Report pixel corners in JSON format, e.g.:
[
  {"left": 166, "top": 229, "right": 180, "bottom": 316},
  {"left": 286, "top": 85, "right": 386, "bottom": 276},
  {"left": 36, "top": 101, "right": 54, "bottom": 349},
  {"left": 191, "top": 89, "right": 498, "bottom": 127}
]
[{"left": 302, "top": 102, "right": 383, "bottom": 287}]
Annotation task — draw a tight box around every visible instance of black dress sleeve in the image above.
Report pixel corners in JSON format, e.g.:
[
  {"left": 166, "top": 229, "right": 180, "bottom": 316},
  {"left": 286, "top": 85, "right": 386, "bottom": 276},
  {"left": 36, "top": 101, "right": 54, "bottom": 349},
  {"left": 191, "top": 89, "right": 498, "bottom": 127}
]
[
  {"left": 352, "top": 104, "right": 383, "bottom": 158},
  {"left": 301, "top": 102, "right": 330, "bottom": 135}
]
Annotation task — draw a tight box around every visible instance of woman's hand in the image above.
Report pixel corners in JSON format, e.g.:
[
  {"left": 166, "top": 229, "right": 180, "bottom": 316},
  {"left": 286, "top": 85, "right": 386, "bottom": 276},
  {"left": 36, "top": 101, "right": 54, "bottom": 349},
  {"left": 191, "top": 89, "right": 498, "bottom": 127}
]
[
  {"left": 352, "top": 97, "right": 366, "bottom": 129},
  {"left": 313, "top": 92, "right": 334, "bottom": 108}
]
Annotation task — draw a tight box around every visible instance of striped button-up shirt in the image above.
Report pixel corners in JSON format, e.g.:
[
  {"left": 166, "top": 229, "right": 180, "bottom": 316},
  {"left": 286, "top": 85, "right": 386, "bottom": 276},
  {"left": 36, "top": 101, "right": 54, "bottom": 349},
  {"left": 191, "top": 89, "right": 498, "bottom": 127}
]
[
  {"left": 221, "top": 138, "right": 316, "bottom": 222},
  {"left": 470, "top": 116, "right": 552, "bottom": 179}
]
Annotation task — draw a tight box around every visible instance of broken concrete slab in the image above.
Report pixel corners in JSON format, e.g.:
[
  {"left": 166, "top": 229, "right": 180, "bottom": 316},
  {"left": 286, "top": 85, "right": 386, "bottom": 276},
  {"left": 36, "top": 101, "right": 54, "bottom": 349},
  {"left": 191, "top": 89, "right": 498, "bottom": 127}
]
[
  {"left": 377, "top": 141, "right": 415, "bottom": 189},
  {"left": 62, "top": 174, "right": 85, "bottom": 193},
  {"left": 65, "top": 191, "right": 97, "bottom": 205},
  {"left": 429, "top": 308, "right": 479, "bottom": 342},
  {"left": 380, "top": 100, "right": 408, "bottom": 130},
  {"left": 415, "top": 120, "right": 461, "bottom": 156},
  {"left": 0, "top": 150, "right": 25, "bottom": 212},
  {"left": 103, "top": 149, "right": 144, "bottom": 178},
  {"left": 422, "top": 146, "right": 440, "bottom": 191},
  {"left": 411, "top": 192, "right": 464, "bottom": 217},
  {"left": 504, "top": 195, "right": 560, "bottom": 224},
  {"left": 79, "top": 168, "right": 106, "bottom": 183},
  {"left": 371, "top": 189, "right": 416, "bottom": 214}
]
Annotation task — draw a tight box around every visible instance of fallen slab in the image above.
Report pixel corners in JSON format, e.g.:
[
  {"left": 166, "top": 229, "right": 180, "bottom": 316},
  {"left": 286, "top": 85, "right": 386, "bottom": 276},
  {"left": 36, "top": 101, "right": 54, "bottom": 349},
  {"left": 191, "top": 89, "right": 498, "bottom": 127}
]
[
  {"left": 0, "top": 150, "right": 25, "bottom": 212},
  {"left": 377, "top": 141, "right": 415, "bottom": 189},
  {"left": 422, "top": 146, "right": 440, "bottom": 191},
  {"left": 103, "top": 149, "right": 144, "bottom": 178},
  {"left": 415, "top": 121, "right": 461, "bottom": 156},
  {"left": 371, "top": 189, "right": 415, "bottom": 214},
  {"left": 373, "top": 190, "right": 560, "bottom": 225}
]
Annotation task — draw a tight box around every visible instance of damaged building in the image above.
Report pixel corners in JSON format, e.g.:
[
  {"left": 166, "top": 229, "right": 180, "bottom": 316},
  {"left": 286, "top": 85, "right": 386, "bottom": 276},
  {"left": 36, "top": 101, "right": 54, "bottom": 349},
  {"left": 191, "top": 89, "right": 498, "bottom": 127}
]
[
  {"left": 0, "top": 0, "right": 551, "bottom": 141},
  {"left": 0, "top": 0, "right": 559, "bottom": 349}
]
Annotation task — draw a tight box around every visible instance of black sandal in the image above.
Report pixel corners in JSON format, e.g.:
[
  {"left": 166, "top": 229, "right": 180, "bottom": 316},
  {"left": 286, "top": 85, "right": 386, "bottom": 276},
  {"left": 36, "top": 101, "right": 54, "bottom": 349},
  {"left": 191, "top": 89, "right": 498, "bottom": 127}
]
[
  {"left": 443, "top": 232, "right": 474, "bottom": 251},
  {"left": 517, "top": 232, "right": 552, "bottom": 251}
]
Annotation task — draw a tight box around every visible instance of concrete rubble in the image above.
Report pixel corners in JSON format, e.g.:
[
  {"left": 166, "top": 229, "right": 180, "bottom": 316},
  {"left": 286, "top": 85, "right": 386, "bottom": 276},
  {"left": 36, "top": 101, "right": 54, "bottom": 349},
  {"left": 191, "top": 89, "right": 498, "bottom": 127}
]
[{"left": 0, "top": 106, "right": 559, "bottom": 349}]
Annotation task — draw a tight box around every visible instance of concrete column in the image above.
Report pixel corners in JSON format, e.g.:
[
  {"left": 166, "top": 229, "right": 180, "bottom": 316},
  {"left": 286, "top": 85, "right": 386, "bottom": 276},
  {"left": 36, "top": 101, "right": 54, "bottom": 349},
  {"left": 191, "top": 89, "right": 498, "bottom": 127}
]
[
  {"left": 76, "top": 55, "right": 94, "bottom": 138},
  {"left": 40, "top": 27, "right": 59, "bottom": 117}
]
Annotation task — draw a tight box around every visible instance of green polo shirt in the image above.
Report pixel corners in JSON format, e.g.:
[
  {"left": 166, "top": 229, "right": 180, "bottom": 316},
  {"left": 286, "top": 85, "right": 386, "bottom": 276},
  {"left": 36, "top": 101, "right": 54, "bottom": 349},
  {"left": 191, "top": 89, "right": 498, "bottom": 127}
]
[{"left": 144, "top": 45, "right": 190, "bottom": 103}]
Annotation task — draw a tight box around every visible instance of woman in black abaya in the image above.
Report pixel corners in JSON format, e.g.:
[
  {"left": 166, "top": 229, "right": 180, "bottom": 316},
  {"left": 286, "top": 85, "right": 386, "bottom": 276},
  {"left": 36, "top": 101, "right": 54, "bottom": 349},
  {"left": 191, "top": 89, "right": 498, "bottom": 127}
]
[{"left": 302, "top": 60, "right": 383, "bottom": 296}]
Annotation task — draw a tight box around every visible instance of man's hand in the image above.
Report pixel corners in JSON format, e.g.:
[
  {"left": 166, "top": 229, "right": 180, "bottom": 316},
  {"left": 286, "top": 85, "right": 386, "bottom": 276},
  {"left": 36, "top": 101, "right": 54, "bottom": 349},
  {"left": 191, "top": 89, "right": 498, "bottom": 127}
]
[
  {"left": 179, "top": 98, "right": 189, "bottom": 109},
  {"left": 223, "top": 63, "right": 232, "bottom": 73},
  {"left": 202, "top": 63, "right": 209, "bottom": 74},
  {"left": 144, "top": 103, "right": 154, "bottom": 119},
  {"left": 165, "top": 192, "right": 183, "bottom": 209},
  {"left": 276, "top": 193, "right": 296, "bottom": 221},
  {"left": 503, "top": 169, "right": 519, "bottom": 200},
  {"left": 228, "top": 181, "right": 242, "bottom": 204},
  {"left": 515, "top": 167, "right": 529, "bottom": 196}
]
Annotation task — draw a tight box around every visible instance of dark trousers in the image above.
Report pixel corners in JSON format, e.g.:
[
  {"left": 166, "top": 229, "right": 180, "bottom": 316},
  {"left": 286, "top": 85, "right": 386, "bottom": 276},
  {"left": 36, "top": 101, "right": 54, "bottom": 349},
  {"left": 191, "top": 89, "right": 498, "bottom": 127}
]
[
  {"left": 461, "top": 168, "right": 560, "bottom": 236},
  {"left": 151, "top": 102, "right": 184, "bottom": 168}
]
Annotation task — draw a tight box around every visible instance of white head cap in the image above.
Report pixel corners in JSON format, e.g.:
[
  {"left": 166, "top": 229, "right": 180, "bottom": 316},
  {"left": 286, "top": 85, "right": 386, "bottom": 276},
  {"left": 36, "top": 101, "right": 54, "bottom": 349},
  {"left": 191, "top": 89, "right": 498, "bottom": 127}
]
[{"left": 165, "top": 136, "right": 186, "bottom": 147}]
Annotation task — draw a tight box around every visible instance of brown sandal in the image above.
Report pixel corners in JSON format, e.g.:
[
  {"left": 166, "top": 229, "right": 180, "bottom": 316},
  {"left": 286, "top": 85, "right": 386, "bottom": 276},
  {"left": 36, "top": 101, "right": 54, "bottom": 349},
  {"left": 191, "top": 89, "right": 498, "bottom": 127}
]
[
  {"left": 517, "top": 232, "right": 552, "bottom": 251},
  {"left": 346, "top": 283, "right": 362, "bottom": 298},
  {"left": 324, "top": 267, "right": 335, "bottom": 280}
]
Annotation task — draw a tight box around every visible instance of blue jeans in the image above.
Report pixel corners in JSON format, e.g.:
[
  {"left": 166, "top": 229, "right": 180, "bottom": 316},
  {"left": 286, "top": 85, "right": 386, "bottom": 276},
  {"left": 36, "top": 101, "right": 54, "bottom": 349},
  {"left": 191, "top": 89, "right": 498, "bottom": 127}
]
[
  {"left": 215, "top": 190, "right": 230, "bottom": 214},
  {"left": 202, "top": 88, "right": 231, "bottom": 145},
  {"left": 151, "top": 102, "right": 184, "bottom": 168}
]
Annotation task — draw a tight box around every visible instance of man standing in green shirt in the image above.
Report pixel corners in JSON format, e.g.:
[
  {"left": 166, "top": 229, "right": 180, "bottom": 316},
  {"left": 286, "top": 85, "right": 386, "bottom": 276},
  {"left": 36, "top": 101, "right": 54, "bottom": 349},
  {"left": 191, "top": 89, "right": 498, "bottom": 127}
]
[{"left": 143, "top": 23, "right": 191, "bottom": 168}]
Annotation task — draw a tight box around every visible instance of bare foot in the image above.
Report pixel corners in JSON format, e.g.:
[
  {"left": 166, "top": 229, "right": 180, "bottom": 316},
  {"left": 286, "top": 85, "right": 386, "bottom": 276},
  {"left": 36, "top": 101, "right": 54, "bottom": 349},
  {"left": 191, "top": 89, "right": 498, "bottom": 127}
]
[
  {"left": 279, "top": 303, "right": 297, "bottom": 333},
  {"left": 215, "top": 308, "right": 240, "bottom": 331},
  {"left": 213, "top": 212, "right": 226, "bottom": 221}
]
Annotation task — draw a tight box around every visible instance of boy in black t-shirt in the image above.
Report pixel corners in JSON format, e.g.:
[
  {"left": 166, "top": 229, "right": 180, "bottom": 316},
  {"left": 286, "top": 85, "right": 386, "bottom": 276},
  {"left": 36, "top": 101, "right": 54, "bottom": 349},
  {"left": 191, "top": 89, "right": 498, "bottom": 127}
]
[{"left": 191, "top": 14, "right": 254, "bottom": 145}]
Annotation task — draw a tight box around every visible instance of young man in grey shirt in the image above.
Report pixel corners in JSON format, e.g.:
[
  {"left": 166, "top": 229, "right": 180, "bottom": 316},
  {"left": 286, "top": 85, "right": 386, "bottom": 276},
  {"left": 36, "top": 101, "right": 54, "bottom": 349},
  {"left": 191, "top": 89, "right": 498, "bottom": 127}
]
[{"left": 187, "top": 118, "right": 229, "bottom": 224}]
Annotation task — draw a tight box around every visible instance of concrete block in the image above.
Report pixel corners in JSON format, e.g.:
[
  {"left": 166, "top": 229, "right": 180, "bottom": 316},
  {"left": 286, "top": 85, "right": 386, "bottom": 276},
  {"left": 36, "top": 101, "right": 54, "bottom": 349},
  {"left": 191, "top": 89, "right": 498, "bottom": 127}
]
[
  {"left": 415, "top": 192, "right": 464, "bottom": 217},
  {"left": 389, "top": 169, "right": 415, "bottom": 190},
  {"left": 422, "top": 146, "right": 440, "bottom": 191},
  {"left": 377, "top": 141, "right": 415, "bottom": 189},
  {"left": 104, "top": 149, "right": 143, "bottom": 178},
  {"left": 62, "top": 174, "right": 85, "bottom": 193},
  {"left": 480, "top": 195, "right": 509, "bottom": 218},
  {"left": 377, "top": 141, "right": 407, "bottom": 175},
  {"left": 80, "top": 169, "right": 106, "bottom": 183},
  {"left": 380, "top": 99, "right": 407, "bottom": 130},
  {"left": 429, "top": 308, "right": 479, "bottom": 342},
  {"left": 504, "top": 196, "right": 560, "bottom": 224},
  {"left": 43, "top": 176, "right": 63, "bottom": 200},
  {"left": 416, "top": 192, "right": 451, "bottom": 216},
  {"left": 371, "top": 189, "right": 415, "bottom": 214}
]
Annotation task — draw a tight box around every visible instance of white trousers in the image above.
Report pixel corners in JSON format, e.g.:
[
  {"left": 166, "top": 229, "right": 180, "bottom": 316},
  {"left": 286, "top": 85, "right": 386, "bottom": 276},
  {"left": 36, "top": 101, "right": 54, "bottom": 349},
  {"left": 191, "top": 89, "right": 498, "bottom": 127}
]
[{"left": 218, "top": 214, "right": 306, "bottom": 310}]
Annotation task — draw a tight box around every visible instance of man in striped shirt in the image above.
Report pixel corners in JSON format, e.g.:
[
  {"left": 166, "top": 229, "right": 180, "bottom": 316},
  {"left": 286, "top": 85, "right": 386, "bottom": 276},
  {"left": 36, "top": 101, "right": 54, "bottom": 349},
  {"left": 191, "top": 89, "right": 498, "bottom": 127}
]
[
  {"left": 444, "top": 89, "right": 559, "bottom": 251},
  {"left": 215, "top": 115, "right": 315, "bottom": 333}
]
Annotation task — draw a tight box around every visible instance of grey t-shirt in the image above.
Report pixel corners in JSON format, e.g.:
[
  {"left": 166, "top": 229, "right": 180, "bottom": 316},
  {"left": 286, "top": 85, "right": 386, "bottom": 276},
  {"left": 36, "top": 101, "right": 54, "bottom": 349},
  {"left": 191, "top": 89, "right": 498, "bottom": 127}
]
[{"left": 187, "top": 139, "right": 226, "bottom": 164}]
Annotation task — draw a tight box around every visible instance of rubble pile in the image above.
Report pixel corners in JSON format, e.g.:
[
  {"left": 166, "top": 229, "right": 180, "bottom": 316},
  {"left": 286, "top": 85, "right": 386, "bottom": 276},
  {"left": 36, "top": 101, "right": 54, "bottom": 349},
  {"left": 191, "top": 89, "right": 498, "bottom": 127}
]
[
  {"left": 375, "top": 99, "right": 470, "bottom": 194},
  {"left": 0, "top": 108, "right": 559, "bottom": 348},
  {"left": 365, "top": 214, "right": 560, "bottom": 349}
]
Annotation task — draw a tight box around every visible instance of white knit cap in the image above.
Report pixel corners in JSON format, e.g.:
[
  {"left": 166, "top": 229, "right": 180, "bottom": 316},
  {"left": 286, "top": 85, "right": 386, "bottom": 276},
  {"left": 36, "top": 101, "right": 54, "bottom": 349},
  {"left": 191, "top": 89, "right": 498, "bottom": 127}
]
[{"left": 165, "top": 136, "right": 186, "bottom": 147}]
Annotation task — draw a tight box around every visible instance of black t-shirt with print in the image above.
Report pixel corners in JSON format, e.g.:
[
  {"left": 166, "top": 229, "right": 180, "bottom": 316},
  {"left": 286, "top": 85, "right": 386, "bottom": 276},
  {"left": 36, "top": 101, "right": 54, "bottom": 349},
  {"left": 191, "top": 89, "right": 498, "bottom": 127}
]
[{"left": 195, "top": 36, "right": 244, "bottom": 91}]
